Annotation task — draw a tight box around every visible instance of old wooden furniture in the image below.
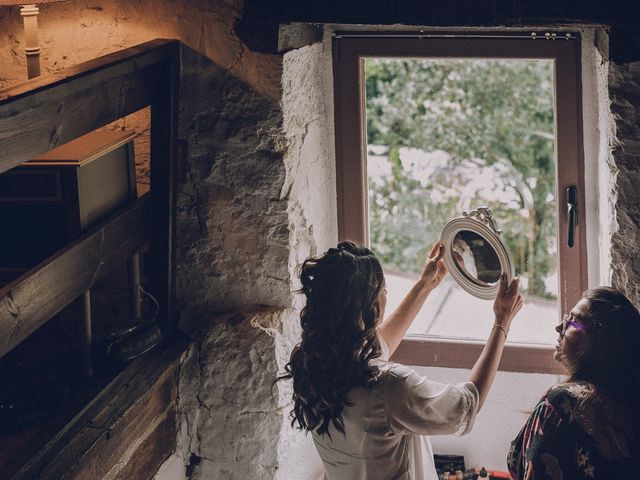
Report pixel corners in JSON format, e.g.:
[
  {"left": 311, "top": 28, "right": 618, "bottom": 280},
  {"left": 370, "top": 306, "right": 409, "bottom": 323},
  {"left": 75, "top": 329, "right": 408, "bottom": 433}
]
[
  {"left": 0, "top": 129, "right": 137, "bottom": 282},
  {"left": 0, "top": 39, "right": 182, "bottom": 479}
]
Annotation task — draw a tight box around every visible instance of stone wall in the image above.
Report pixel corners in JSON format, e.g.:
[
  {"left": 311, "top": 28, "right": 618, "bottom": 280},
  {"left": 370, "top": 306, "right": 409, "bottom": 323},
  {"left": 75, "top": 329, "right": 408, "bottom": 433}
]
[
  {"left": 176, "top": 46, "right": 290, "bottom": 315},
  {"left": 168, "top": 39, "right": 336, "bottom": 480},
  {"left": 175, "top": 309, "right": 287, "bottom": 479},
  {"left": 609, "top": 61, "right": 640, "bottom": 304},
  {"left": 173, "top": 45, "right": 324, "bottom": 479},
  {"left": 276, "top": 40, "right": 339, "bottom": 479},
  {"left": 281, "top": 42, "right": 338, "bottom": 279}
]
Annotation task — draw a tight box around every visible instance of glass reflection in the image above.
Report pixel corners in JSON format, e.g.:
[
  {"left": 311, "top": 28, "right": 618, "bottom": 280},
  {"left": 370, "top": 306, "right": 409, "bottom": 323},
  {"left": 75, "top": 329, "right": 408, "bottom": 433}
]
[{"left": 452, "top": 230, "right": 501, "bottom": 285}]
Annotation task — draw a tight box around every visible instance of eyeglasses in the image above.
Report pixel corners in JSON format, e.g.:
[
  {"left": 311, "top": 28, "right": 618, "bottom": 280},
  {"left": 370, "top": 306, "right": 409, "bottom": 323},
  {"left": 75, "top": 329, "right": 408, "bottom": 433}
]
[{"left": 560, "top": 313, "right": 588, "bottom": 336}]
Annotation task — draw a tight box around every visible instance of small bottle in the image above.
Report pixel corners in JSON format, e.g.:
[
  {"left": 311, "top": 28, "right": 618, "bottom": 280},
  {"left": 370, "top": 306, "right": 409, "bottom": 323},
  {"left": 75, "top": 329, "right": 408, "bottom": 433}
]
[
  {"left": 463, "top": 468, "right": 479, "bottom": 480},
  {"left": 455, "top": 470, "right": 464, "bottom": 480},
  {"left": 479, "top": 467, "right": 489, "bottom": 478}
]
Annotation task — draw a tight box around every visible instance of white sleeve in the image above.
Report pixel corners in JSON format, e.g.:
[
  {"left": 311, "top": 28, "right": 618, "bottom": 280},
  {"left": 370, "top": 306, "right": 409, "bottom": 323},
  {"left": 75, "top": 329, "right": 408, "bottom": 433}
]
[
  {"left": 378, "top": 331, "right": 390, "bottom": 361},
  {"left": 383, "top": 364, "right": 479, "bottom": 436}
]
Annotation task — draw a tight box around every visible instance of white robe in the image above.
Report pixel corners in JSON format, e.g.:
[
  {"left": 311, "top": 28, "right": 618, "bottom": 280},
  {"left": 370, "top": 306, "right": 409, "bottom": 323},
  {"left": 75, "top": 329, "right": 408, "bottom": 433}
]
[{"left": 313, "top": 338, "right": 478, "bottom": 480}]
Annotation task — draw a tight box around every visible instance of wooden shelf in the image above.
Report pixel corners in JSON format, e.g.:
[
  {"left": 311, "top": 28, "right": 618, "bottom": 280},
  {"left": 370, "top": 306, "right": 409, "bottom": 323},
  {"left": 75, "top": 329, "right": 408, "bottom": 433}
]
[
  {"left": 0, "top": 38, "right": 180, "bottom": 478},
  {"left": 0, "top": 38, "right": 179, "bottom": 356},
  {"left": 9, "top": 333, "right": 188, "bottom": 480},
  {"left": 0, "top": 194, "right": 153, "bottom": 359}
]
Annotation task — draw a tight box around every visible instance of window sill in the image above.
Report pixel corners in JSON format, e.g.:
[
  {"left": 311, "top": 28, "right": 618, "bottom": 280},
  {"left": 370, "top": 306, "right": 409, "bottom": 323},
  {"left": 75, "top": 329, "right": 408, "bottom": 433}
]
[{"left": 391, "top": 336, "right": 566, "bottom": 374}]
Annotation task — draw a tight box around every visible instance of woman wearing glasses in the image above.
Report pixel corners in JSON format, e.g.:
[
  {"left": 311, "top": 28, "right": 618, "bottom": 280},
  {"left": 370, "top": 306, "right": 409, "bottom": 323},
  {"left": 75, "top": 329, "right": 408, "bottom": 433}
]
[{"left": 508, "top": 287, "right": 640, "bottom": 479}]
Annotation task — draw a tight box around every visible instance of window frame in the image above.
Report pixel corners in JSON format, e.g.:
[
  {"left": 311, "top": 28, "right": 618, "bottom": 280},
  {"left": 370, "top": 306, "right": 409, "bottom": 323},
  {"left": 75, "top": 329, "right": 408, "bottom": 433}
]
[{"left": 332, "top": 32, "right": 587, "bottom": 373}]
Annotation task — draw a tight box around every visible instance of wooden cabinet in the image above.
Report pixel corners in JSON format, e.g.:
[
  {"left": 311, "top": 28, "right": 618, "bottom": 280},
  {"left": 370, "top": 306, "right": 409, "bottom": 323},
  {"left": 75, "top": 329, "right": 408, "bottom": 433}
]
[{"left": 0, "top": 130, "right": 137, "bottom": 282}]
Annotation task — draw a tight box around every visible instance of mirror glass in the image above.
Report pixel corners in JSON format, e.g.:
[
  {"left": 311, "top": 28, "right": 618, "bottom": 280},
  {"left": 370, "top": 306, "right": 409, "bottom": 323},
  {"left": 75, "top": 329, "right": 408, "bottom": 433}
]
[{"left": 451, "top": 230, "right": 501, "bottom": 286}]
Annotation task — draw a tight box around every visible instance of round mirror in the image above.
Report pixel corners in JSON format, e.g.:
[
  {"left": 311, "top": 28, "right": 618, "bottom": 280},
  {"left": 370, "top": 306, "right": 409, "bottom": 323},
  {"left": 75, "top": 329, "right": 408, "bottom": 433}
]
[{"left": 441, "top": 207, "right": 514, "bottom": 299}]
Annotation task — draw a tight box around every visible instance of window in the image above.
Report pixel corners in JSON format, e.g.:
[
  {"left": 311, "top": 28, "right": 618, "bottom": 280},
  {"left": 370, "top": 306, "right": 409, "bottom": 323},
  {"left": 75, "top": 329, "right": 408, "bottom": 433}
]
[{"left": 333, "top": 32, "right": 587, "bottom": 373}]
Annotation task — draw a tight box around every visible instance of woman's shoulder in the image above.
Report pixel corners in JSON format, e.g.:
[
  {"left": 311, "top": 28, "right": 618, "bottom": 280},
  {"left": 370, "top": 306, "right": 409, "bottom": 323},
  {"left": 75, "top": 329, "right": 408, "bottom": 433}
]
[
  {"left": 375, "top": 361, "right": 424, "bottom": 383},
  {"left": 547, "top": 381, "right": 594, "bottom": 399},
  {"left": 542, "top": 382, "right": 597, "bottom": 410},
  {"left": 543, "top": 381, "right": 618, "bottom": 415},
  {"left": 376, "top": 362, "right": 478, "bottom": 401},
  {"left": 371, "top": 362, "right": 426, "bottom": 395},
  {"left": 515, "top": 383, "right": 594, "bottom": 428},
  {"left": 370, "top": 360, "right": 409, "bottom": 383},
  {"left": 378, "top": 360, "right": 415, "bottom": 375},
  {"left": 544, "top": 382, "right": 635, "bottom": 460}
]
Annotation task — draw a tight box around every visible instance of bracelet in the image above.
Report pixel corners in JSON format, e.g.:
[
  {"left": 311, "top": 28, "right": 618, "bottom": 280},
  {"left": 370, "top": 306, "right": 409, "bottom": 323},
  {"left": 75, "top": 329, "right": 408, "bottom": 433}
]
[{"left": 492, "top": 324, "right": 508, "bottom": 339}]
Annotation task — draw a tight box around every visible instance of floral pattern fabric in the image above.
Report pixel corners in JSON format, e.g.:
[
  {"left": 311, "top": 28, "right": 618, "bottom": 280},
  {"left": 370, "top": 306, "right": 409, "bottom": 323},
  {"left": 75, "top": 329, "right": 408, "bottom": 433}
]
[{"left": 508, "top": 383, "right": 637, "bottom": 479}]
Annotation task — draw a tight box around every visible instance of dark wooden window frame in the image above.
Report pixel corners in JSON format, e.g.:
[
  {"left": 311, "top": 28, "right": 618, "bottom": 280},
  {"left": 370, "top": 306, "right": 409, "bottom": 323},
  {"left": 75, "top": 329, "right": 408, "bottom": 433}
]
[
  {"left": 0, "top": 39, "right": 182, "bottom": 478},
  {"left": 332, "top": 32, "right": 587, "bottom": 374}
]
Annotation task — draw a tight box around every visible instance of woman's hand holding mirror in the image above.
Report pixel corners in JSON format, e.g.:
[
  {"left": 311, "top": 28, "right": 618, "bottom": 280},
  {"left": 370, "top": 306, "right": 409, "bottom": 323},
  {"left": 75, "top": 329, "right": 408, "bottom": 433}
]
[
  {"left": 420, "top": 240, "right": 448, "bottom": 291},
  {"left": 492, "top": 274, "right": 523, "bottom": 337}
]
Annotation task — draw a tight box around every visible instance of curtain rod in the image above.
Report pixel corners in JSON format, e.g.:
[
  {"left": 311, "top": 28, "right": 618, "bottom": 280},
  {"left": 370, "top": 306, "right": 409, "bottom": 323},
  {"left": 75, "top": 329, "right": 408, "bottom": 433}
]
[{"left": 332, "top": 32, "right": 578, "bottom": 40}]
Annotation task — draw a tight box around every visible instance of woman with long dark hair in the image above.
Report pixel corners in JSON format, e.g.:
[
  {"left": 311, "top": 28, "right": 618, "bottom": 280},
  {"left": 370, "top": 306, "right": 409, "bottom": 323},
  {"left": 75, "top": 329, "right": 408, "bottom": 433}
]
[
  {"left": 508, "top": 287, "right": 640, "bottom": 479},
  {"left": 284, "top": 240, "right": 522, "bottom": 479}
]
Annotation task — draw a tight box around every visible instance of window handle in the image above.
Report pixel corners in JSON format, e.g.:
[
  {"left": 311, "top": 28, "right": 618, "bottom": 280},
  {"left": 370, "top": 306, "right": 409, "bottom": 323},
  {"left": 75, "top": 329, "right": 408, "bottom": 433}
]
[{"left": 567, "top": 186, "right": 578, "bottom": 248}]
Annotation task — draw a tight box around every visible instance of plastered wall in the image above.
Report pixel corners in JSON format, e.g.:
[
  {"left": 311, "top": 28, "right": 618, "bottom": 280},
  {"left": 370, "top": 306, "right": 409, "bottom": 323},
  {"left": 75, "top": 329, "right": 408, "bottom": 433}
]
[
  {"left": 417, "top": 366, "right": 560, "bottom": 471},
  {"left": 0, "top": 0, "right": 280, "bottom": 100}
]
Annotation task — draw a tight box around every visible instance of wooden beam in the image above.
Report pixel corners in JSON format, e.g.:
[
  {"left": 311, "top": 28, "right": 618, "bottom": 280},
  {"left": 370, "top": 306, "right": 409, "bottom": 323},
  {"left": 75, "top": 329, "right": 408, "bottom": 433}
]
[
  {"left": 0, "top": 195, "right": 153, "bottom": 359},
  {"left": 149, "top": 54, "right": 180, "bottom": 330},
  {"left": 0, "top": 39, "right": 180, "bottom": 175}
]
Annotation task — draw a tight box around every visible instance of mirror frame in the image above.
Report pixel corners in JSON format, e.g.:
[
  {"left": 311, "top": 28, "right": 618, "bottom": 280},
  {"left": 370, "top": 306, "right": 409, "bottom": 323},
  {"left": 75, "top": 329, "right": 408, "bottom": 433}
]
[{"left": 440, "top": 207, "right": 515, "bottom": 300}]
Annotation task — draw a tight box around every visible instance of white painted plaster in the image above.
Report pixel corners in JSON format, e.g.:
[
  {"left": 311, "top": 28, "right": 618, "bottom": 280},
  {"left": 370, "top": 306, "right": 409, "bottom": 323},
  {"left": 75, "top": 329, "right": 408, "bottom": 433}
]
[
  {"left": 580, "top": 28, "right": 615, "bottom": 287},
  {"left": 415, "top": 365, "right": 561, "bottom": 472},
  {"left": 154, "top": 454, "right": 187, "bottom": 480},
  {"left": 276, "top": 38, "right": 340, "bottom": 480}
]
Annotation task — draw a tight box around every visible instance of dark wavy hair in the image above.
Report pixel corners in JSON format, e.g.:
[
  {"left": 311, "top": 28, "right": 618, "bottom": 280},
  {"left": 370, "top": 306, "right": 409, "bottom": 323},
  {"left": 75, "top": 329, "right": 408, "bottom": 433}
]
[
  {"left": 567, "top": 287, "right": 640, "bottom": 405},
  {"left": 283, "top": 241, "right": 385, "bottom": 436}
]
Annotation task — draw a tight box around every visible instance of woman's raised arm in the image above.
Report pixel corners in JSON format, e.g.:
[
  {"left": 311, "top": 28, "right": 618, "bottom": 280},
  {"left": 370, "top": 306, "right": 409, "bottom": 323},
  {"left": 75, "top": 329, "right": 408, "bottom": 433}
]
[
  {"left": 378, "top": 241, "right": 448, "bottom": 356},
  {"left": 468, "top": 274, "right": 522, "bottom": 410}
]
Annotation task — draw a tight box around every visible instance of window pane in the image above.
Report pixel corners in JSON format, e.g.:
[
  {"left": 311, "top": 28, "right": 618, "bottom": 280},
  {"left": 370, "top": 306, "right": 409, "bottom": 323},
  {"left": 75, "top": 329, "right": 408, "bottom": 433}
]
[{"left": 365, "top": 58, "right": 558, "bottom": 345}]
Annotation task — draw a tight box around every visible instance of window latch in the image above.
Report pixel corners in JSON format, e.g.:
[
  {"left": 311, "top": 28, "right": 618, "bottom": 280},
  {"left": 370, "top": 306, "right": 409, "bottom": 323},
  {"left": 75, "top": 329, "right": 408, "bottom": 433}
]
[{"left": 567, "top": 185, "right": 578, "bottom": 248}]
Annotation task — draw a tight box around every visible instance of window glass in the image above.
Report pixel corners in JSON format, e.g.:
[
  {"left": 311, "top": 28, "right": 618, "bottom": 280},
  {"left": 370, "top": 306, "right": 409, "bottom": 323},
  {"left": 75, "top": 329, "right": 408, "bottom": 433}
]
[{"left": 365, "top": 58, "right": 557, "bottom": 344}]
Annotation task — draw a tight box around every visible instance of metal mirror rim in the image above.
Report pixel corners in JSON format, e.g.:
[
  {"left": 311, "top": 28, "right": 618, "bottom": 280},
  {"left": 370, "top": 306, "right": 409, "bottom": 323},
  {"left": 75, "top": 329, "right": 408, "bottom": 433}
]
[{"left": 440, "top": 209, "right": 515, "bottom": 300}]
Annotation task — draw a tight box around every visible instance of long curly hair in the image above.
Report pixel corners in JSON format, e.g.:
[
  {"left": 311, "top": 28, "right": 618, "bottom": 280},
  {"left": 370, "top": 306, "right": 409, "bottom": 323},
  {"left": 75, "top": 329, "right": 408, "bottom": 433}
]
[{"left": 283, "top": 241, "right": 385, "bottom": 435}]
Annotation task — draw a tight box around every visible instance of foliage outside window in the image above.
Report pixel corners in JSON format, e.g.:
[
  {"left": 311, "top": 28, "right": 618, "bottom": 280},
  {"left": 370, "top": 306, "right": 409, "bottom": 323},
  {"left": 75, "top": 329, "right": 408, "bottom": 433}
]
[{"left": 365, "top": 59, "right": 557, "bottom": 301}]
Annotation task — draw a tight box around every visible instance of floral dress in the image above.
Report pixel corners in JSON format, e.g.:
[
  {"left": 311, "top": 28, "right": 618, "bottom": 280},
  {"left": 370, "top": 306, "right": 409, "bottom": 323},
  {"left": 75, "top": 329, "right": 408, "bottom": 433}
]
[{"left": 508, "top": 383, "right": 637, "bottom": 479}]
